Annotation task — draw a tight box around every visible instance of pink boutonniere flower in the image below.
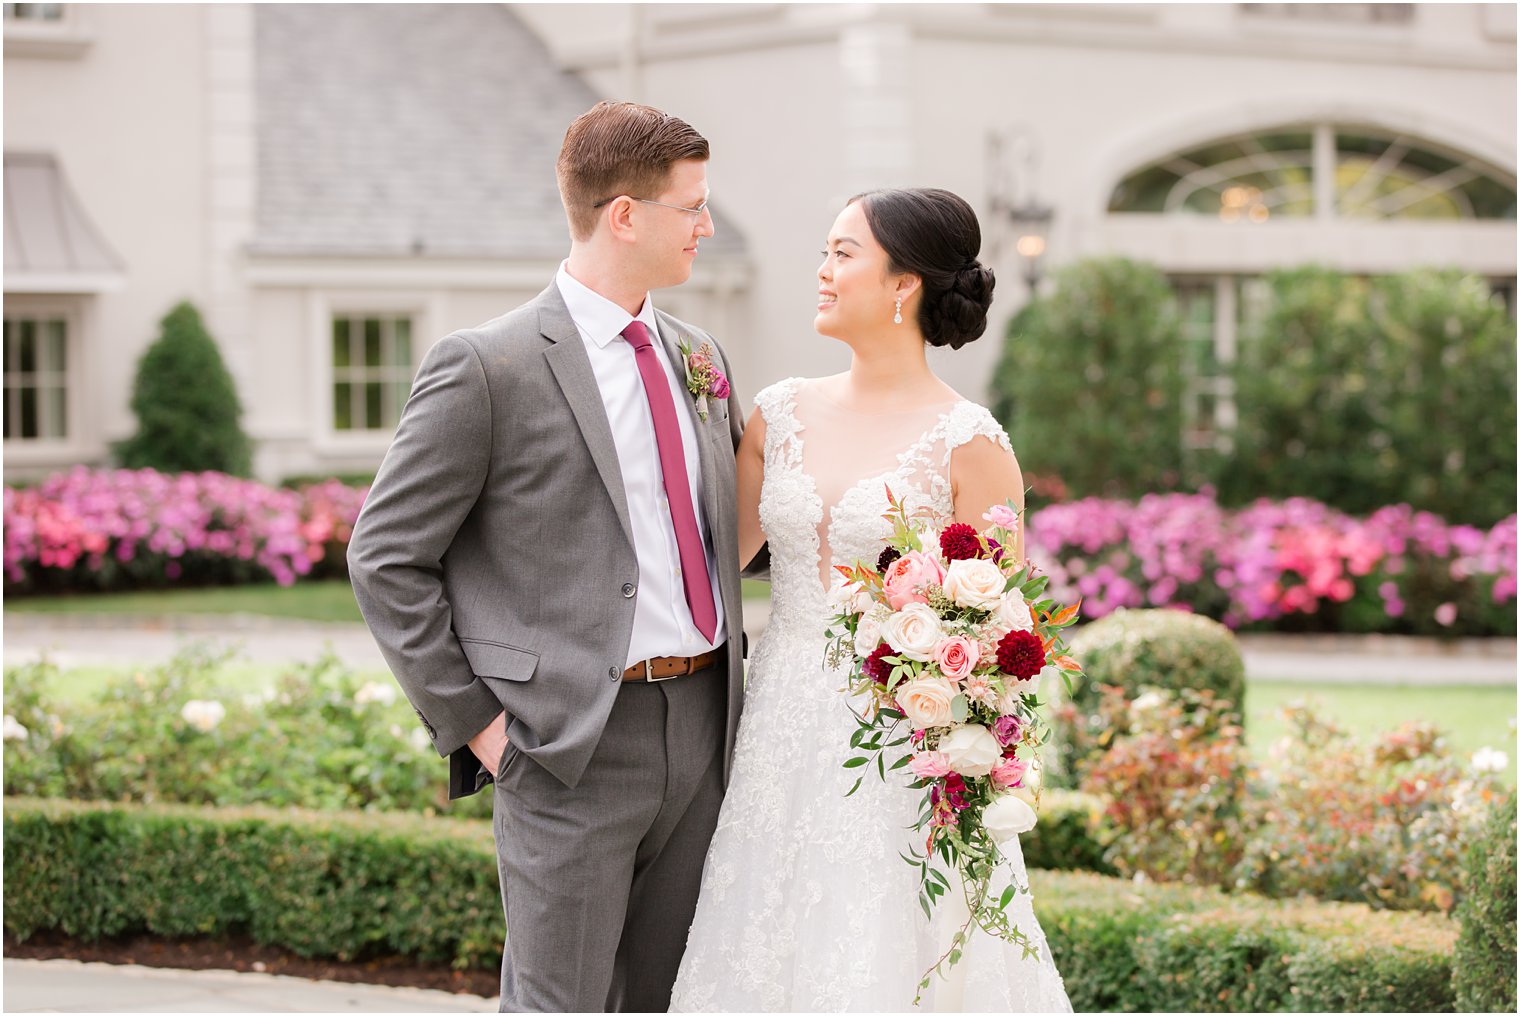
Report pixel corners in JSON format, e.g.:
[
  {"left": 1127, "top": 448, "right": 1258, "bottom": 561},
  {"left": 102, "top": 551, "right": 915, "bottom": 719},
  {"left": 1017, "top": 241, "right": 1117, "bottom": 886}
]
[{"left": 677, "top": 337, "right": 729, "bottom": 421}]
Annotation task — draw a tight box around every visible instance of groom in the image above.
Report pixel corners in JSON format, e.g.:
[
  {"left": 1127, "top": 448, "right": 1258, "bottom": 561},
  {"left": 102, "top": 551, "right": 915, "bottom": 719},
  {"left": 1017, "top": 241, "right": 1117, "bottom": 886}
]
[{"left": 348, "top": 101, "right": 747, "bottom": 1012}]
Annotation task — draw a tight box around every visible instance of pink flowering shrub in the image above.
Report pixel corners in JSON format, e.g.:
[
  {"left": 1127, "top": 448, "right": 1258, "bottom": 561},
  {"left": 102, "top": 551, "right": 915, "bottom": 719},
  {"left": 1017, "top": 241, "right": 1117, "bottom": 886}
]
[
  {"left": 4, "top": 467, "right": 368, "bottom": 592},
  {"left": 1029, "top": 490, "right": 1516, "bottom": 637}
]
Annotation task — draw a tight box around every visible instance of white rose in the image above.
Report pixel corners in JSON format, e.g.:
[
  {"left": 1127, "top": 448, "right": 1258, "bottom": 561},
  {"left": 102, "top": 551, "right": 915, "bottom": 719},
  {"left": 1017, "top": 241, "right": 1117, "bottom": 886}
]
[
  {"left": 994, "top": 588, "right": 1035, "bottom": 633},
  {"left": 826, "top": 577, "right": 873, "bottom": 616},
  {"left": 1472, "top": 747, "right": 1508, "bottom": 773},
  {"left": 180, "top": 699, "right": 226, "bottom": 734},
  {"left": 1132, "top": 690, "right": 1166, "bottom": 712},
  {"left": 881, "top": 603, "right": 944, "bottom": 662},
  {"left": 942, "top": 559, "right": 1006, "bottom": 610},
  {"left": 938, "top": 723, "right": 1002, "bottom": 777},
  {"left": 854, "top": 606, "right": 890, "bottom": 658},
  {"left": 3, "top": 714, "right": 29, "bottom": 742},
  {"left": 983, "top": 793, "right": 1038, "bottom": 842},
  {"left": 355, "top": 681, "right": 397, "bottom": 707},
  {"left": 897, "top": 677, "right": 958, "bottom": 729}
]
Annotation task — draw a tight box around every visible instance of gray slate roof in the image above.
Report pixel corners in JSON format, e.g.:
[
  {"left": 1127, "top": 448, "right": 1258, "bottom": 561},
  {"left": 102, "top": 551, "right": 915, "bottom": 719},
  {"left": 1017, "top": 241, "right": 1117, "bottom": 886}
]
[{"left": 253, "top": 4, "right": 744, "bottom": 259}]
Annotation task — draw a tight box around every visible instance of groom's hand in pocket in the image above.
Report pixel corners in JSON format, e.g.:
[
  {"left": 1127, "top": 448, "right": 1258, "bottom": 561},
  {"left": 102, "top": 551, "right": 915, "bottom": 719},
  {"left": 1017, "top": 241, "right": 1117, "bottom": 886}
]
[{"left": 467, "top": 709, "right": 510, "bottom": 778}]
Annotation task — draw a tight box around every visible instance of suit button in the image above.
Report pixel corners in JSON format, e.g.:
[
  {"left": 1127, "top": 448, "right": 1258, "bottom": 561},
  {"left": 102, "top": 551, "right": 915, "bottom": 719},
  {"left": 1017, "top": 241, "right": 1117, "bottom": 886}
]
[
  {"left": 608, "top": 666, "right": 620, "bottom": 681},
  {"left": 622, "top": 582, "right": 636, "bottom": 598}
]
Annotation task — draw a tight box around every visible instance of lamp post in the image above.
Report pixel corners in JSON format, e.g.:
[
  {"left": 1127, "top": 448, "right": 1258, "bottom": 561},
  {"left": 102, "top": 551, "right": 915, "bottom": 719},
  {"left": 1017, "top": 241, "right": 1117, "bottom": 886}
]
[{"left": 987, "top": 127, "right": 1054, "bottom": 292}]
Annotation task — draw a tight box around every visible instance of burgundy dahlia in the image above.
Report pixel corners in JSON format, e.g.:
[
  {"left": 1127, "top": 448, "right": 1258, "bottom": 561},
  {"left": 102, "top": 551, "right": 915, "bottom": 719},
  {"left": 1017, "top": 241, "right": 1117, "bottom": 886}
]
[
  {"left": 939, "top": 523, "right": 981, "bottom": 561},
  {"left": 876, "top": 546, "right": 902, "bottom": 573},
  {"left": 996, "top": 629, "right": 1045, "bottom": 679},
  {"left": 862, "top": 643, "right": 895, "bottom": 684}
]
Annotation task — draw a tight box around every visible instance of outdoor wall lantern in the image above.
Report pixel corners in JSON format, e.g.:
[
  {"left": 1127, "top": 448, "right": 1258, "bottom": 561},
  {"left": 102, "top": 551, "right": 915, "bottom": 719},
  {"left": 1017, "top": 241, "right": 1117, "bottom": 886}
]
[{"left": 987, "top": 126, "right": 1055, "bottom": 291}]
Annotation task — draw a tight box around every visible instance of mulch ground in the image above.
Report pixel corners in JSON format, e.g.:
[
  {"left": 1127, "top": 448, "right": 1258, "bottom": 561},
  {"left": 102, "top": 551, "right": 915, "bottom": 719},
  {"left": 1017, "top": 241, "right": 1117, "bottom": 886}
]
[{"left": 3, "top": 930, "right": 500, "bottom": 997}]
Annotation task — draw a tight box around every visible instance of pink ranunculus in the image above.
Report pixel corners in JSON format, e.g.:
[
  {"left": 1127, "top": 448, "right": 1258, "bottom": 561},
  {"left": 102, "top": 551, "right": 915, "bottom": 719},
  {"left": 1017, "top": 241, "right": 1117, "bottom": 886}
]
[
  {"left": 992, "top": 714, "right": 1025, "bottom": 748},
  {"left": 882, "top": 550, "right": 945, "bottom": 610},
  {"left": 909, "top": 750, "right": 954, "bottom": 780},
  {"left": 709, "top": 373, "right": 730, "bottom": 400},
  {"left": 990, "top": 755, "right": 1029, "bottom": 790},
  {"left": 983, "top": 504, "right": 1020, "bottom": 531},
  {"left": 934, "top": 635, "right": 979, "bottom": 683}
]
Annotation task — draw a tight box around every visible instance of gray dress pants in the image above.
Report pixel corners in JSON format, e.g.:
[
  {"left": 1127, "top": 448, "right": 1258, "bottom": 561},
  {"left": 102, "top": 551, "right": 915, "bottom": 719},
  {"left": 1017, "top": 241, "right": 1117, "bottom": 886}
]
[{"left": 491, "top": 660, "right": 726, "bottom": 1012}]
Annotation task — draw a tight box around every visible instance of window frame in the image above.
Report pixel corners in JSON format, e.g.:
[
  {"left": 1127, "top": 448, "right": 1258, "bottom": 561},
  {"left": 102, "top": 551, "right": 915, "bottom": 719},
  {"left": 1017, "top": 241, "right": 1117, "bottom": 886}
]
[
  {"left": 2, "top": 297, "right": 85, "bottom": 460},
  {"left": 3, "top": 3, "right": 93, "bottom": 58},
  {"left": 310, "top": 291, "right": 428, "bottom": 455}
]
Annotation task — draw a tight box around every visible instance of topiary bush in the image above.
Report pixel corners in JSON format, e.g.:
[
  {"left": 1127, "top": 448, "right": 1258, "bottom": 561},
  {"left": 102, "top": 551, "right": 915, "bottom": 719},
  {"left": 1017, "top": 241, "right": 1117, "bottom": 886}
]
[
  {"left": 114, "top": 301, "right": 253, "bottom": 477},
  {"left": 1453, "top": 793, "right": 1517, "bottom": 1012},
  {"left": 1066, "top": 608, "right": 1246, "bottom": 712},
  {"left": 989, "top": 258, "right": 1186, "bottom": 501}
]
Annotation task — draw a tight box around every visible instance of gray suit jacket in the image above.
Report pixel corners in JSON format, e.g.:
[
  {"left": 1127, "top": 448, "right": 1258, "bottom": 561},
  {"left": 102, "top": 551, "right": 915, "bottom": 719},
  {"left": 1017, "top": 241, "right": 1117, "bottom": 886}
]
[{"left": 347, "top": 283, "right": 747, "bottom": 799}]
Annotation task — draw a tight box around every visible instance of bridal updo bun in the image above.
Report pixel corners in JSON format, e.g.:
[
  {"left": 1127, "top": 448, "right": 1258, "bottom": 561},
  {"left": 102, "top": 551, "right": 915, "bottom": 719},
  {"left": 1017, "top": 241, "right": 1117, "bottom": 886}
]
[{"left": 853, "top": 188, "right": 995, "bottom": 350}]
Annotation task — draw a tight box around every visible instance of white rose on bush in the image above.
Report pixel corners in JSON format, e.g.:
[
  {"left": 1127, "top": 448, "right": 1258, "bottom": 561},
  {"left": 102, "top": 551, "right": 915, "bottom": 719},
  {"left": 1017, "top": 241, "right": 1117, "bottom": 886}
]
[
  {"left": 881, "top": 603, "right": 944, "bottom": 662},
  {"left": 938, "top": 723, "right": 1002, "bottom": 777},
  {"left": 3, "top": 714, "right": 29, "bottom": 742},
  {"left": 355, "top": 681, "right": 397, "bottom": 707},
  {"left": 983, "top": 793, "right": 1038, "bottom": 842},
  {"left": 941, "top": 558, "right": 1006, "bottom": 610},
  {"left": 180, "top": 699, "right": 226, "bottom": 733}
]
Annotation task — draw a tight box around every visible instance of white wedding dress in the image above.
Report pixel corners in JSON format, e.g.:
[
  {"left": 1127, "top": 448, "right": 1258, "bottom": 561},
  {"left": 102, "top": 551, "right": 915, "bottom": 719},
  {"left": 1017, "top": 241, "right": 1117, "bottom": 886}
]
[{"left": 670, "top": 377, "right": 1071, "bottom": 1013}]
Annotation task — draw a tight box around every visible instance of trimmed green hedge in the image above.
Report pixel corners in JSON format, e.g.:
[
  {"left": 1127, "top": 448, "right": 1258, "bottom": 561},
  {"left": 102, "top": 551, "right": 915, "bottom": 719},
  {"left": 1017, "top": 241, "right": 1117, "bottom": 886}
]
[
  {"left": 4, "top": 798, "right": 1457, "bottom": 1010},
  {"left": 1453, "top": 794, "right": 1517, "bottom": 1012}
]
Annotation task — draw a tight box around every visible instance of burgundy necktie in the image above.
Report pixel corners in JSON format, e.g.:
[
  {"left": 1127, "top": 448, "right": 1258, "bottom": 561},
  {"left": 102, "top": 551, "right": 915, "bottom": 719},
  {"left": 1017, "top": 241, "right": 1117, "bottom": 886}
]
[{"left": 621, "top": 320, "right": 718, "bottom": 643}]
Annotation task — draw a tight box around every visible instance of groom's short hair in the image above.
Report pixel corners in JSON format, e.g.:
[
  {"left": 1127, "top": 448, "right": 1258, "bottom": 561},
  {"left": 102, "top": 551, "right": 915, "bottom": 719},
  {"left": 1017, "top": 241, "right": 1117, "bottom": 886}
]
[{"left": 557, "top": 101, "right": 710, "bottom": 241}]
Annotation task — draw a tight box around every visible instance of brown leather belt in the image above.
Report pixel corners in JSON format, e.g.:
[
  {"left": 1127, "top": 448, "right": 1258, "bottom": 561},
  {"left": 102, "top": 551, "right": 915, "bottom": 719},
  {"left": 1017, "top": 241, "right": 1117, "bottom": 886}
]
[{"left": 622, "top": 651, "right": 718, "bottom": 682}]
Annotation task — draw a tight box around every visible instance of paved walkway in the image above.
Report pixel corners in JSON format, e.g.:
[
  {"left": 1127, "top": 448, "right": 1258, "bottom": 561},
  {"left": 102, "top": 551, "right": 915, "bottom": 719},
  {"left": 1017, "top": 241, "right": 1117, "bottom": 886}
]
[
  {"left": 2, "top": 958, "right": 496, "bottom": 1012},
  {"left": 5, "top": 607, "right": 1515, "bottom": 685}
]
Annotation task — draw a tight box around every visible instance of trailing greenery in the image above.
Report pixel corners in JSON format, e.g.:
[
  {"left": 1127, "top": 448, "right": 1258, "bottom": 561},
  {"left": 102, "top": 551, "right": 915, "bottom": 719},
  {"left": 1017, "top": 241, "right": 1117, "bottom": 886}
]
[
  {"left": 990, "top": 258, "right": 1186, "bottom": 500},
  {"left": 1453, "top": 794, "right": 1517, "bottom": 1012},
  {"left": 3, "top": 798, "right": 1458, "bottom": 1010},
  {"left": 114, "top": 301, "right": 253, "bottom": 476}
]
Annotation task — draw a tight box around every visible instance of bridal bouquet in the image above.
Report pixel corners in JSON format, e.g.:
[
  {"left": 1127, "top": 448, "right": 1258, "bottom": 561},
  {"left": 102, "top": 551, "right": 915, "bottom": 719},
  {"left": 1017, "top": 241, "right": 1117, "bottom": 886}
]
[{"left": 824, "top": 488, "right": 1082, "bottom": 1002}]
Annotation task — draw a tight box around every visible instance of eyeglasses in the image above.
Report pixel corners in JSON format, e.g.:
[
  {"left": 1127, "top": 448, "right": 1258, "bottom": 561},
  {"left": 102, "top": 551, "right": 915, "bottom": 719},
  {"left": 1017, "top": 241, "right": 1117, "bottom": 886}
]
[{"left": 592, "top": 195, "right": 711, "bottom": 219}]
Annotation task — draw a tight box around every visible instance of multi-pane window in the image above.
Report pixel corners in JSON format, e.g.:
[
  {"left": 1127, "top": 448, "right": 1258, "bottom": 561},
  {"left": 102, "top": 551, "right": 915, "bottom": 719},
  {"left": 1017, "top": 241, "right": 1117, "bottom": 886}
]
[
  {"left": 1169, "top": 277, "right": 1271, "bottom": 457},
  {"left": 3, "top": 315, "right": 68, "bottom": 441},
  {"left": 331, "top": 315, "right": 413, "bottom": 431},
  {"left": 3, "top": 3, "right": 64, "bottom": 21},
  {"left": 1110, "top": 126, "right": 1516, "bottom": 221}
]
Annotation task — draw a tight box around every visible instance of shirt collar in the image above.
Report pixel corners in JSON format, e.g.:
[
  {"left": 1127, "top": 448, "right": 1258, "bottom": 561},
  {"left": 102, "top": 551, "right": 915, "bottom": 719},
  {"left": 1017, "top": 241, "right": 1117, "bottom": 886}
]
[{"left": 555, "top": 261, "right": 661, "bottom": 350}]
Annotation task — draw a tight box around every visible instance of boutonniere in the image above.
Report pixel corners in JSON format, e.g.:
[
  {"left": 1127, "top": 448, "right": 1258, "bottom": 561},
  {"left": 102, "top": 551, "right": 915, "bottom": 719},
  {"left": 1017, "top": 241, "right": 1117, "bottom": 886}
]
[{"left": 677, "top": 337, "right": 731, "bottom": 422}]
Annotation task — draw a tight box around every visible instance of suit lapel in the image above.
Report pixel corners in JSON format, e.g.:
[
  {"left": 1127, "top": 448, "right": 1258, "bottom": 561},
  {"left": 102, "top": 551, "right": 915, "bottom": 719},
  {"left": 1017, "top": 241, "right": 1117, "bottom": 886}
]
[
  {"left": 654, "top": 311, "right": 725, "bottom": 547},
  {"left": 538, "top": 285, "right": 636, "bottom": 548}
]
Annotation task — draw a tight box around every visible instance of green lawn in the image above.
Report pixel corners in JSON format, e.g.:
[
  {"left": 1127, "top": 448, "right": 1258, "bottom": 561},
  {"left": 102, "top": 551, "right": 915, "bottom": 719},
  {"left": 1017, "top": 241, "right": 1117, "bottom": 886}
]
[
  {"left": 6, "top": 580, "right": 366, "bottom": 623},
  {"left": 1246, "top": 680, "right": 1517, "bottom": 784}
]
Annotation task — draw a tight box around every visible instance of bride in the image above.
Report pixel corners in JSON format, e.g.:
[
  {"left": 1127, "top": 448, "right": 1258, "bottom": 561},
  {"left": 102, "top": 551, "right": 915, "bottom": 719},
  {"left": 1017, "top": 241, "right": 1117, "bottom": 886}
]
[{"left": 670, "top": 189, "right": 1071, "bottom": 1012}]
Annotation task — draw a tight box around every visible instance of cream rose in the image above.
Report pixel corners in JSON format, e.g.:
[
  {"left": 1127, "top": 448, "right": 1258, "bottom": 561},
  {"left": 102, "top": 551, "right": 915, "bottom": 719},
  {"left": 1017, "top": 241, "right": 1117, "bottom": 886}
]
[
  {"left": 983, "top": 793, "right": 1038, "bottom": 842},
  {"left": 993, "top": 588, "right": 1035, "bottom": 633},
  {"left": 897, "top": 677, "right": 958, "bottom": 729},
  {"left": 826, "top": 576, "right": 872, "bottom": 616},
  {"left": 942, "top": 558, "right": 1006, "bottom": 610},
  {"left": 881, "top": 603, "right": 944, "bottom": 662},
  {"left": 938, "top": 723, "right": 1002, "bottom": 777},
  {"left": 853, "top": 606, "right": 890, "bottom": 658}
]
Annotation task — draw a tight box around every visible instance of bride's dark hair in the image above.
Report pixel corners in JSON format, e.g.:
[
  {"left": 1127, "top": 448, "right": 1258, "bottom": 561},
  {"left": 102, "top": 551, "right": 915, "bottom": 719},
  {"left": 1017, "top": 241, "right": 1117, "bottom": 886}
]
[{"left": 850, "top": 188, "right": 995, "bottom": 351}]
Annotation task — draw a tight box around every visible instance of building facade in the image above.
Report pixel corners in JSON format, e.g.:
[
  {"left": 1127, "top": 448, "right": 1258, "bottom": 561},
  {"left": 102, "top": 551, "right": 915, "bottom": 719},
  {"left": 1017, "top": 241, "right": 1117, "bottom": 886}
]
[{"left": 5, "top": 3, "right": 1514, "bottom": 482}]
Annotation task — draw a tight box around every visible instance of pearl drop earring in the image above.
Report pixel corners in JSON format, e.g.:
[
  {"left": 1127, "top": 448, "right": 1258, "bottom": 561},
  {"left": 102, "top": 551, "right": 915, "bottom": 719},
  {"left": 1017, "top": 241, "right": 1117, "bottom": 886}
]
[{"left": 893, "top": 297, "right": 903, "bottom": 325}]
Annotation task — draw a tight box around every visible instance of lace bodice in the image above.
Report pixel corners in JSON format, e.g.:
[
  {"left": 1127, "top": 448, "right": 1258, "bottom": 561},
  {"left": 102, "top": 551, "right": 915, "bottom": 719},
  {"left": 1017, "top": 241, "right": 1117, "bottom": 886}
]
[{"left": 754, "top": 376, "right": 1014, "bottom": 633}]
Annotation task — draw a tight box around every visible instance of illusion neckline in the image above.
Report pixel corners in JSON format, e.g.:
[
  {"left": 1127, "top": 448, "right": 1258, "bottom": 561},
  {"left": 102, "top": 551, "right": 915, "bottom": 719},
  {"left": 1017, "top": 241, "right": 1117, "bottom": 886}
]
[{"left": 802, "top": 377, "right": 965, "bottom": 418}]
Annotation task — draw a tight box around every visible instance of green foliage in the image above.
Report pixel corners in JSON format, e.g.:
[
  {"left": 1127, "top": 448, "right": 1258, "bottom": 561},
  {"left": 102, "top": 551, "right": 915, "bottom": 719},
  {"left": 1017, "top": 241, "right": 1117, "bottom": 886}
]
[
  {"left": 1017, "top": 790, "right": 1117, "bottom": 875},
  {"left": 2, "top": 652, "right": 489, "bottom": 819},
  {"left": 3, "top": 798, "right": 1459, "bottom": 1009},
  {"left": 3, "top": 798, "right": 503, "bottom": 968},
  {"left": 1453, "top": 794, "right": 1517, "bottom": 1012},
  {"left": 1049, "top": 609, "right": 1245, "bottom": 785},
  {"left": 1218, "top": 267, "right": 1516, "bottom": 525},
  {"left": 990, "top": 258, "right": 1186, "bottom": 500},
  {"left": 114, "top": 301, "right": 253, "bottom": 476}
]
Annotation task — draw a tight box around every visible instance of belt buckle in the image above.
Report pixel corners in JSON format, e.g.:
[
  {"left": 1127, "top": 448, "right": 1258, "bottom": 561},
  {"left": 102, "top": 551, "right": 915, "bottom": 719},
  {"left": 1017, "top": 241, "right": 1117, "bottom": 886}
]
[{"left": 646, "top": 657, "right": 679, "bottom": 682}]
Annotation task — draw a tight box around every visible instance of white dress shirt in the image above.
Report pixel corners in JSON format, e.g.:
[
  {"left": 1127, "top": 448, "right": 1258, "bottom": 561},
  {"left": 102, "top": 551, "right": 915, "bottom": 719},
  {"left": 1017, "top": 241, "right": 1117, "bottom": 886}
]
[{"left": 555, "top": 262, "right": 727, "bottom": 668}]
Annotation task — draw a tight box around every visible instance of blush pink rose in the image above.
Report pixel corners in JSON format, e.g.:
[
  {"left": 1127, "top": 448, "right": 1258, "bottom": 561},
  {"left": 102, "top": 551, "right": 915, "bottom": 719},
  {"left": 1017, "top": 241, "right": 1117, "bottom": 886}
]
[
  {"left": 934, "top": 635, "right": 980, "bottom": 683},
  {"left": 982, "top": 504, "right": 1021, "bottom": 531},
  {"left": 908, "top": 750, "right": 954, "bottom": 779},
  {"left": 883, "top": 550, "right": 945, "bottom": 610},
  {"left": 990, "top": 755, "right": 1029, "bottom": 790}
]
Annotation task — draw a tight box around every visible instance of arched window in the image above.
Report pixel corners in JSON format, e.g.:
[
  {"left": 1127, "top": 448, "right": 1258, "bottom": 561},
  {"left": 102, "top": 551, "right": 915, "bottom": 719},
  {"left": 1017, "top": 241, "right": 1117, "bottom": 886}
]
[{"left": 1109, "top": 125, "right": 1516, "bottom": 222}]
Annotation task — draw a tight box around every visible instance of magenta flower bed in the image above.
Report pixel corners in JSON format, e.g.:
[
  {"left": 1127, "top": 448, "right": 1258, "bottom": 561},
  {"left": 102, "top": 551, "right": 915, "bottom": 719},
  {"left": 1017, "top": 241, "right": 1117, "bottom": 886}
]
[
  {"left": 1029, "top": 491, "right": 1516, "bottom": 637},
  {"left": 4, "top": 468, "right": 366, "bottom": 592}
]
